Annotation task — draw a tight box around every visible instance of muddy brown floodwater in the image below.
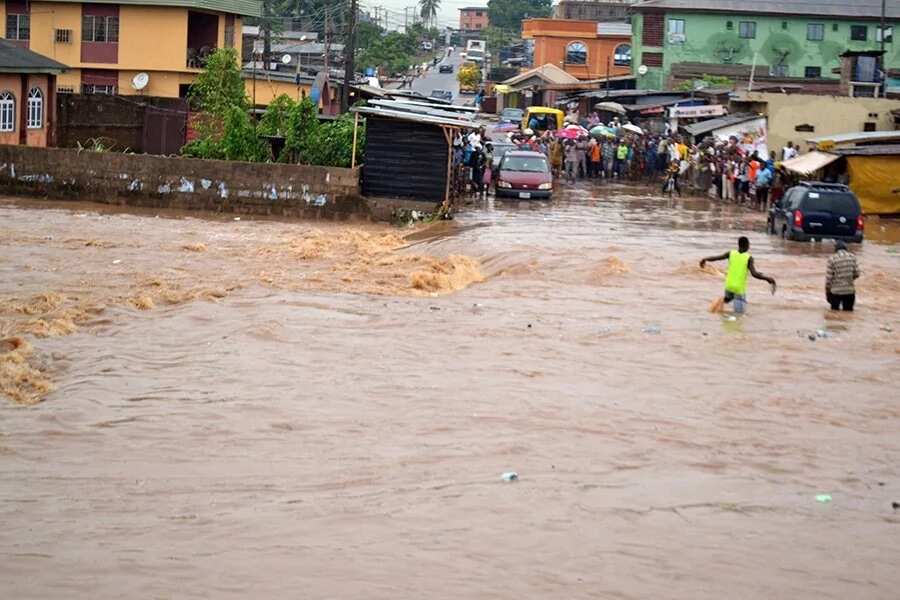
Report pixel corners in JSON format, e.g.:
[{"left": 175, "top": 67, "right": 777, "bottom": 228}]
[{"left": 2, "top": 186, "right": 900, "bottom": 599}]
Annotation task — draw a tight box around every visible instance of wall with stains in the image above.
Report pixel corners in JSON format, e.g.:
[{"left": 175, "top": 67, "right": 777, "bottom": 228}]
[{"left": 0, "top": 145, "right": 365, "bottom": 219}]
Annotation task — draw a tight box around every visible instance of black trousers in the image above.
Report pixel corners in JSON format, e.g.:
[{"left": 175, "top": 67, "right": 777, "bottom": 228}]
[{"left": 827, "top": 292, "right": 855, "bottom": 311}]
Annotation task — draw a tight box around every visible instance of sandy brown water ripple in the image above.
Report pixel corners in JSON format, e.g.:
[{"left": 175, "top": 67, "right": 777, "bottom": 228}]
[{"left": 1, "top": 187, "right": 899, "bottom": 599}]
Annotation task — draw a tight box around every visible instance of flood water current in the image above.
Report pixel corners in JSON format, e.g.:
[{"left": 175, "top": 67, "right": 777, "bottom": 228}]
[{"left": 2, "top": 184, "right": 900, "bottom": 599}]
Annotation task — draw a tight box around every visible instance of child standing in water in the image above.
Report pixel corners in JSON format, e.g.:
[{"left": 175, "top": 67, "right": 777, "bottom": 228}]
[{"left": 700, "top": 236, "right": 776, "bottom": 314}]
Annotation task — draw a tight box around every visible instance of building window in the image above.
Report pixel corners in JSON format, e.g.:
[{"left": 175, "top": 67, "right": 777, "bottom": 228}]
[
  {"left": 726, "top": 21, "right": 733, "bottom": 30},
  {"left": 850, "top": 25, "right": 868, "bottom": 41},
  {"left": 805, "top": 66, "right": 821, "bottom": 78},
  {"left": 807, "top": 23, "right": 824, "bottom": 41},
  {"left": 782, "top": 21, "right": 788, "bottom": 30},
  {"left": 876, "top": 26, "right": 893, "bottom": 43},
  {"left": 82, "top": 15, "right": 120, "bottom": 43},
  {"left": 57, "top": 85, "right": 75, "bottom": 94},
  {"left": 643, "top": 52, "right": 663, "bottom": 67},
  {"left": 6, "top": 14, "right": 30, "bottom": 40},
  {"left": 613, "top": 43, "right": 631, "bottom": 66},
  {"left": 26, "top": 88, "right": 42, "bottom": 129},
  {"left": 0, "top": 92, "right": 15, "bottom": 132},
  {"left": 475, "top": 11, "right": 482, "bottom": 17},
  {"left": 475, "top": 23, "right": 481, "bottom": 29},
  {"left": 832, "top": 23, "right": 839, "bottom": 32},
  {"left": 55, "top": 28, "right": 72, "bottom": 43},
  {"left": 863, "top": 122, "right": 876, "bottom": 132},
  {"left": 565, "top": 41, "right": 587, "bottom": 65},
  {"left": 82, "top": 83, "right": 116, "bottom": 94},
  {"left": 739, "top": 22, "right": 756, "bottom": 39}
]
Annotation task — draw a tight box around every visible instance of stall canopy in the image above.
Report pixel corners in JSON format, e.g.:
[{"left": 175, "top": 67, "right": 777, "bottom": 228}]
[{"left": 781, "top": 151, "right": 839, "bottom": 176}]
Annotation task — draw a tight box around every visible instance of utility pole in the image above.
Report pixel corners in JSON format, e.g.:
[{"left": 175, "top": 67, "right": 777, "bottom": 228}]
[
  {"left": 880, "top": 0, "right": 887, "bottom": 54},
  {"left": 324, "top": 6, "right": 330, "bottom": 75},
  {"left": 262, "top": 0, "right": 272, "bottom": 69},
  {"left": 342, "top": 0, "right": 357, "bottom": 113}
]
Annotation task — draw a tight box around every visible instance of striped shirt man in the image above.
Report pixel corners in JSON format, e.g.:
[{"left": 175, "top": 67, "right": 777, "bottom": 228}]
[{"left": 826, "top": 248, "right": 860, "bottom": 296}]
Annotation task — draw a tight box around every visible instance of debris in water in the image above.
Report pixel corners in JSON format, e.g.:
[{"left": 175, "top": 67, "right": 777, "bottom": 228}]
[
  {"left": 112, "top": 259, "right": 122, "bottom": 265},
  {"left": 131, "top": 296, "right": 154, "bottom": 310},
  {"left": 808, "top": 334, "right": 817, "bottom": 341},
  {"left": 0, "top": 337, "right": 53, "bottom": 405},
  {"left": 815, "top": 494, "right": 832, "bottom": 504},
  {"left": 429, "top": 306, "right": 440, "bottom": 311},
  {"left": 642, "top": 325, "right": 662, "bottom": 335},
  {"left": 816, "top": 329, "right": 833, "bottom": 339},
  {"left": 501, "top": 472, "right": 518, "bottom": 482},
  {"left": 233, "top": 217, "right": 241, "bottom": 221},
  {"left": 182, "top": 243, "right": 207, "bottom": 252},
  {"left": 892, "top": 502, "right": 899, "bottom": 510},
  {"left": 527, "top": 323, "right": 532, "bottom": 328},
  {"left": 881, "top": 324, "right": 894, "bottom": 333}
]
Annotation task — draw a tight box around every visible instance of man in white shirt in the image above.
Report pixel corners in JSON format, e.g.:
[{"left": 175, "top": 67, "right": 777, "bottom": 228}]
[{"left": 781, "top": 141, "right": 798, "bottom": 161}]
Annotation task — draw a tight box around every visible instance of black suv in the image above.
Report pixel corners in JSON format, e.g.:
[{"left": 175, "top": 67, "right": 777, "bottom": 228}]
[{"left": 768, "top": 182, "right": 864, "bottom": 243}]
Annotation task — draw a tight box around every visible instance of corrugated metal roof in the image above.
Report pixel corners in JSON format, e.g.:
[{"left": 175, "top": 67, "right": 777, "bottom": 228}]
[
  {"left": 831, "top": 144, "right": 900, "bottom": 156},
  {"left": 781, "top": 151, "right": 840, "bottom": 175},
  {"left": 0, "top": 40, "right": 67, "bottom": 73},
  {"left": 683, "top": 112, "right": 762, "bottom": 136},
  {"left": 632, "top": 0, "right": 899, "bottom": 18},
  {"left": 807, "top": 131, "right": 900, "bottom": 145},
  {"left": 353, "top": 106, "right": 480, "bottom": 130},
  {"left": 47, "top": 0, "right": 261, "bottom": 17}
]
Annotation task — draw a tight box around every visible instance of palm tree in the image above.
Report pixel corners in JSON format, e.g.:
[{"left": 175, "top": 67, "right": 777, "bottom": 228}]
[{"left": 418, "top": 0, "right": 440, "bottom": 29}]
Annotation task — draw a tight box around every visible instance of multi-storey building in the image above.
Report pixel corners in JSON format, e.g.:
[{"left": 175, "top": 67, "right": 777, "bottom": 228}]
[
  {"left": 631, "top": 0, "right": 899, "bottom": 91},
  {"left": 1, "top": 0, "right": 259, "bottom": 98},
  {"left": 458, "top": 7, "right": 488, "bottom": 32}
]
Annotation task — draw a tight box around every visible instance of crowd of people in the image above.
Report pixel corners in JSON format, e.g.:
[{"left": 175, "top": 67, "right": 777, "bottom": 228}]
[{"left": 451, "top": 112, "right": 809, "bottom": 213}]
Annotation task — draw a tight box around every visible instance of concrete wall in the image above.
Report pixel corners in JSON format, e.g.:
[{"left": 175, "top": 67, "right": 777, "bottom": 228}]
[
  {"left": 0, "top": 145, "right": 366, "bottom": 219},
  {"left": 732, "top": 92, "right": 900, "bottom": 152}
]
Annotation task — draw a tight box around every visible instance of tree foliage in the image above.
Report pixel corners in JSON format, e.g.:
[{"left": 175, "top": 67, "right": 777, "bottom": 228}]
[
  {"left": 418, "top": 0, "right": 440, "bottom": 28},
  {"left": 487, "top": 0, "right": 552, "bottom": 32},
  {"left": 182, "top": 53, "right": 364, "bottom": 166}
]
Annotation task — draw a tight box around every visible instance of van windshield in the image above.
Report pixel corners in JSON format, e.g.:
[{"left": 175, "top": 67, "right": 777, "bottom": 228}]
[
  {"left": 803, "top": 193, "right": 859, "bottom": 214},
  {"left": 501, "top": 156, "right": 549, "bottom": 173}
]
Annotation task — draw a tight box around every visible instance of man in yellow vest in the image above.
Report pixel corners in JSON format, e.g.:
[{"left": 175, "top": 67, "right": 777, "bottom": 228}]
[{"left": 700, "top": 236, "right": 776, "bottom": 314}]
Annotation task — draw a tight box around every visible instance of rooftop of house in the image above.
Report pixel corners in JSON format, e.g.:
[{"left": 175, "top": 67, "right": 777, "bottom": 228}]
[
  {"left": 0, "top": 39, "right": 67, "bottom": 74},
  {"left": 459, "top": 7, "right": 489, "bottom": 12},
  {"left": 502, "top": 63, "right": 581, "bottom": 88},
  {"left": 631, "top": 0, "right": 900, "bottom": 19},
  {"left": 683, "top": 112, "right": 762, "bottom": 137},
  {"left": 47, "top": 0, "right": 262, "bottom": 17}
]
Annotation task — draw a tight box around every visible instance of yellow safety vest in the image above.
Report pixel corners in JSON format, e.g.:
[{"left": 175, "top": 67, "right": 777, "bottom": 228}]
[{"left": 725, "top": 250, "right": 750, "bottom": 295}]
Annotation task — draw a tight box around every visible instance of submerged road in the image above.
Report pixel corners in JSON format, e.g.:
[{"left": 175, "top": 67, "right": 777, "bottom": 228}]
[{"left": 2, "top": 184, "right": 900, "bottom": 599}]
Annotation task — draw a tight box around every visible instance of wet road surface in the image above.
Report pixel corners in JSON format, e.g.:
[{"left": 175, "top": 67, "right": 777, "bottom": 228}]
[{"left": 2, "top": 184, "right": 900, "bottom": 599}]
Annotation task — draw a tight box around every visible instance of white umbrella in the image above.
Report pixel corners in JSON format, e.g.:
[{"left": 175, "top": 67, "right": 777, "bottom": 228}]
[
  {"left": 623, "top": 123, "right": 644, "bottom": 135},
  {"left": 594, "top": 101, "right": 627, "bottom": 115}
]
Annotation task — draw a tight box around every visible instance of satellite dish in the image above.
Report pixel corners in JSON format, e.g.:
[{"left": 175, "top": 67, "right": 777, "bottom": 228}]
[
  {"left": 281, "top": 54, "right": 292, "bottom": 65},
  {"left": 132, "top": 72, "right": 150, "bottom": 91},
  {"left": 637, "top": 65, "right": 648, "bottom": 76}
]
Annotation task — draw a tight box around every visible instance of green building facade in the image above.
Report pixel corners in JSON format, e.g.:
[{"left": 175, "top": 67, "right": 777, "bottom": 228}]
[{"left": 631, "top": 0, "right": 900, "bottom": 90}]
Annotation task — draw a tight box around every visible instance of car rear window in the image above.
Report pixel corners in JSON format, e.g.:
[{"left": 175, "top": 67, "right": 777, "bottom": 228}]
[
  {"left": 501, "top": 156, "right": 549, "bottom": 173},
  {"left": 802, "top": 192, "right": 859, "bottom": 214}
]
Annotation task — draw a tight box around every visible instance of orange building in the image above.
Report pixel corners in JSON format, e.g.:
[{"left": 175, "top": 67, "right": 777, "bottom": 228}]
[
  {"left": 458, "top": 7, "right": 488, "bottom": 32},
  {"left": 522, "top": 19, "right": 632, "bottom": 80}
]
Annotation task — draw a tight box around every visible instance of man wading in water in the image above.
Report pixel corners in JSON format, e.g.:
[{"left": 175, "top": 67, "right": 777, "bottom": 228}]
[{"left": 700, "top": 236, "right": 776, "bottom": 314}]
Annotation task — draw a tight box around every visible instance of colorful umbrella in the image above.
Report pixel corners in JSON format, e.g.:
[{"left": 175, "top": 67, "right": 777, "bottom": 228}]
[
  {"left": 623, "top": 123, "right": 644, "bottom": 135},
  {"left": 556, "top": 127, "right": 585, "bottom": 139}
]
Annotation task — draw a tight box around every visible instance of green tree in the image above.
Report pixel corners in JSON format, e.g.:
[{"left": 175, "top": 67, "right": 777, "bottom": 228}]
[
  {"left": 487, "top": 0, "right": 552, "bottom": 32},
  {"left": 187, "top": 48, "right": 247, "bottom": 114}
]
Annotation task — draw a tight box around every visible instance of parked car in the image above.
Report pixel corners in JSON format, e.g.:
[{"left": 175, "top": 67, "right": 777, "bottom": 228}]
[
  {"left": 430, "top": 89, "right": 453, "bottom": 102},
  {"left": 768, "top": 182, "right": 864, "bottom": 243},
  {"left": 495, "top": 151, "right": 553, "bottom": 199},
  {"left": 499, "top": 107, "right": 524, "bottom": 124},
  {"left": 439, "top": 64, "right": 453, "bottom": 74}
]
